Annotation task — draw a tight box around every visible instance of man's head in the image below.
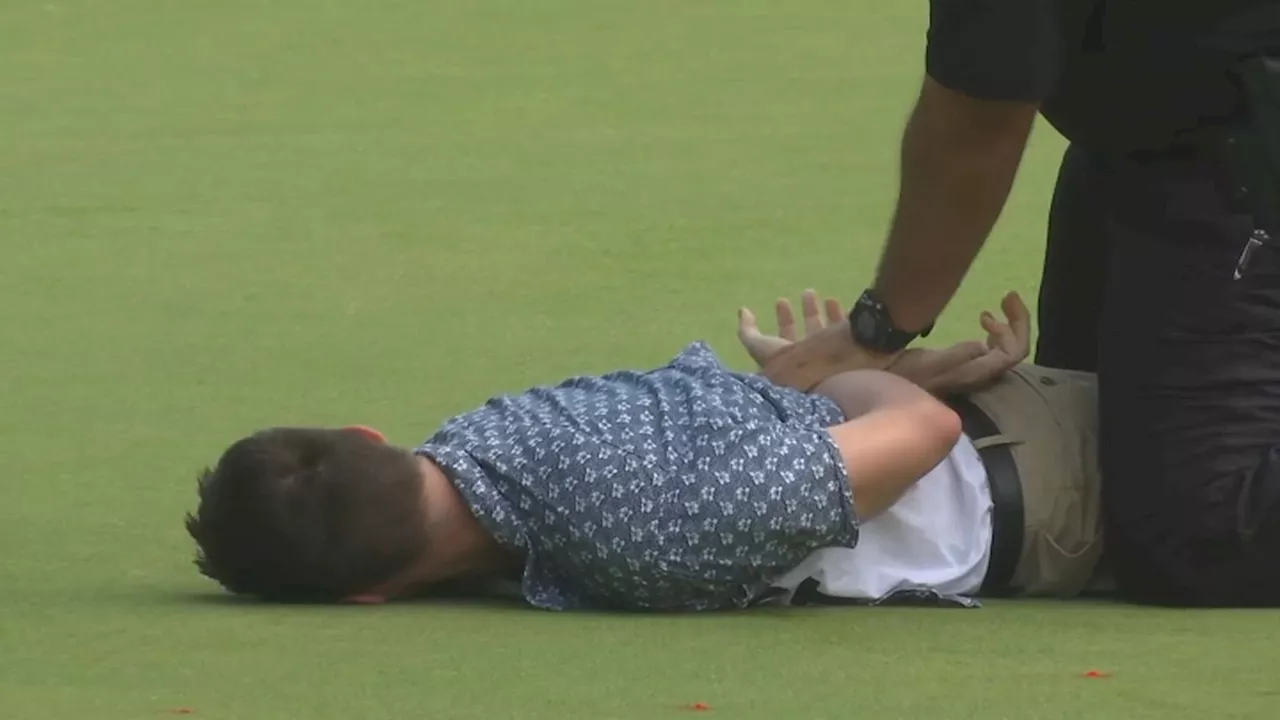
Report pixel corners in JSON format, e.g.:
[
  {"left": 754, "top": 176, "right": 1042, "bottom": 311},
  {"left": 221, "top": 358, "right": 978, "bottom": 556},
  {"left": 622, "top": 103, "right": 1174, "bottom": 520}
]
[{"left": 185, "top": 426, "right": 429, "bottom": 603}]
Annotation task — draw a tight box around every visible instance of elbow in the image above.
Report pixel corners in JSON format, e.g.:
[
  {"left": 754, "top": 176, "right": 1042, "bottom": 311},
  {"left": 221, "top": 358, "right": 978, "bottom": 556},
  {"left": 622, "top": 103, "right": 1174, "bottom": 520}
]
[
  {"left": 917, "top": 400, "right": 964, "bottom": 460},
  {"left": 826, "top": 398, "right": 966, "bottom": 522}
]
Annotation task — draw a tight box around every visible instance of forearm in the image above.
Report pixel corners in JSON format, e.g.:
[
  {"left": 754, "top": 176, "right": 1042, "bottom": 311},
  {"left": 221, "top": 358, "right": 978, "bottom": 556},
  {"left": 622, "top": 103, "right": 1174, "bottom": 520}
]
[
  {"left": 761, "top": 79, "right": 1036, "bottom": 393},
  {"left": 815, "top": 370, "right": 962, "bottom": 519},
  {"left": 872, "top": 76, "right": 1037, "bottom": 331},
  {"left": 761, "top": 321, "right": 896, "bottom": 391},
  {"left": 813, "top": 368, "right": 938, "bottom": 421}
]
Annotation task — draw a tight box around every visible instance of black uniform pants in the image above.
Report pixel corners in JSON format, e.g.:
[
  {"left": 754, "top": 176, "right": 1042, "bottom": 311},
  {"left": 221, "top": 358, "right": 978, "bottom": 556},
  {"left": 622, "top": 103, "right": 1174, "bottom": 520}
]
[{"left": 1036, "top": 140, "right": 1280, "bottom": 606}]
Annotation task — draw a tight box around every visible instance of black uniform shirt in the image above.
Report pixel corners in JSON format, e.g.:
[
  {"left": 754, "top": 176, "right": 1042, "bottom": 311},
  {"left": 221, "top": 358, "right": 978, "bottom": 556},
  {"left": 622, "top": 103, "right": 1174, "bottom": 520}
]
[{"left": 925, "top": 0, "right": 1280, "bottom": 154}]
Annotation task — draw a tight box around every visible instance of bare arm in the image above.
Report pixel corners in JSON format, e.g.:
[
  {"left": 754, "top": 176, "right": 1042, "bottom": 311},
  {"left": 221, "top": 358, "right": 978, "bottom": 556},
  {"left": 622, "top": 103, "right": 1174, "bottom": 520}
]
[
  {"left": 871, "top": 76, "right": 1037, "bottom": 331},
  {"left": 764, "top": 0, "right": 1061, "bottom": 391},
  {"left": 815, "top": 370, "right": 962, "bottom": 520},
  {"left": 762, "top": 81, "right": 1035, "bottom": 392}
]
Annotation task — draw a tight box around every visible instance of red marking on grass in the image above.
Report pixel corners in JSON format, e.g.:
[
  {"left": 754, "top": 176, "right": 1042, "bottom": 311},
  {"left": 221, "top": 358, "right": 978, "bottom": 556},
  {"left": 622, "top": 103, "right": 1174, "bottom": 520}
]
[
  {"left": 683, "top": 702, "right": 712, "bottom": 711},
  {"left": 1082, "top": 670, "right": 1111, "bottom": 679},
  {"left": 167, "top": 709, "right": 196, "bottom": 715}
]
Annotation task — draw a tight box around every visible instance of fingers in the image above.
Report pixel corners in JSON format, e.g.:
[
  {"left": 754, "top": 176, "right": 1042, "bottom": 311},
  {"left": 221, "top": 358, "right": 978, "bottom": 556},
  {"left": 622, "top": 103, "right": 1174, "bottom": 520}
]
[
  {"left": 772, "top": 289, "right": 845, "bottom": 341},
  {"left": 980, "top": 311, "right": 1015, "bottom": 360},
  {"left": 737, "top": 306, "right": 760, "bottom": 340},
  {"left": 980, "top": 292, "right": 1031, "bottom": 362},
  {"left": 775, "top": 299, "right": 797, "bottom": 342},
  {"left": 918, "top": 292, "right": 1031, "bottom": 393},
  {"left": 824, "top": 297, "right": 844, "bottom": 326},
  {"left": 932, "top": 308, "right": 1025, "bottom": 393},
  {"left": 801, "top": 289, "right": 823, "bottom": 338},
  {"left": 980, "top": 310, "right": 1002, "bottom": 340},
  {"left": 931, "top": 348, "right": 1019, "bottom": 393},
  {"left": 737, "top": 307, "right": 765, "bottom": 364},
  {"left": 738, "top": 306, "right": 789, "bottom": 366},
  {"left": 1002, "top": 291, "right": 1032, "bottom": 358}
]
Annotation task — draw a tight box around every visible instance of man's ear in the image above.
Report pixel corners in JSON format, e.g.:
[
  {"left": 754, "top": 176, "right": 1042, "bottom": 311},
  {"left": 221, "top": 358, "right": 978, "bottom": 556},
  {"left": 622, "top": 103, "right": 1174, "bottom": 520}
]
[{"left": 343, "top": 425, "right": 387, "bottom": 444}]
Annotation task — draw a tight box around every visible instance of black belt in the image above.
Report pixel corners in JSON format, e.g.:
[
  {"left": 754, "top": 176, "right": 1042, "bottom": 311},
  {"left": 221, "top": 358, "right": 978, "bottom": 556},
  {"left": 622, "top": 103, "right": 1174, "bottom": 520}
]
[{"left": 945, "top": 395, "right": 1024, "bottom": 596}]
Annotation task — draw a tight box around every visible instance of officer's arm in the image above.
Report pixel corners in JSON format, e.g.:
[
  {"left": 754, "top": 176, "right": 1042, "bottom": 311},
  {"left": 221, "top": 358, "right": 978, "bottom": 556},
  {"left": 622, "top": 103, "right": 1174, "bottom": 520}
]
[
  {"left": 762, "top": 0, "right": 1063, "bottom": 392},
  {"left": 815, "top": 370, "right": 962, "bottom": 520},
  {"left": 871, "top": 0, "right": 1064, "bottom": 332},
  {"left": 871, "top": 79, "right": 1038, "bottom": 332}
]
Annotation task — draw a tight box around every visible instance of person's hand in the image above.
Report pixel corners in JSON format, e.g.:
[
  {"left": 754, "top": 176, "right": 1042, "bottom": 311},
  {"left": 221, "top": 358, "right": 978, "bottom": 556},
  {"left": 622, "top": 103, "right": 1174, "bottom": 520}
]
[
  {"left": 742, "top": 289, "right": 900, "bottom": 391},
  {"left": 737, "top": 289, "right": 842, "bottom": 367},
  {"left": 888, "top": 291, "right": 1031, "bottom": 395},
  {"left": 739, "top": 288, "right": 1031, "bottom": 395}
]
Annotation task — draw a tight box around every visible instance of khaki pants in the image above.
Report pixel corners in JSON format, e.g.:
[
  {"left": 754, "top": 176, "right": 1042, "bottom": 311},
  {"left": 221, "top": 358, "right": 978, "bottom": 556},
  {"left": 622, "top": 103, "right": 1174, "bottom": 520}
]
[{"left": 967, "top": 364, "right": 1104, "bottom": 597}]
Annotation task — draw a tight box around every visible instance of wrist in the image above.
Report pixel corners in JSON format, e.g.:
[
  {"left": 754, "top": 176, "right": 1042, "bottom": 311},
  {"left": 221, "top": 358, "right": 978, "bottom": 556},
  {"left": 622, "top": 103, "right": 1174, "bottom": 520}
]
[
  {"left": 870, "top": 285, "right": 939, "bottom": 336},
  {"left": 848, "top": 289, "right": 934, "bottom": 354},
  {"left": 764, "top": 323, "right": 897, "bottom": 391},
  {"left": 884, "top": 350, "right": 940, "bottom": 394}
]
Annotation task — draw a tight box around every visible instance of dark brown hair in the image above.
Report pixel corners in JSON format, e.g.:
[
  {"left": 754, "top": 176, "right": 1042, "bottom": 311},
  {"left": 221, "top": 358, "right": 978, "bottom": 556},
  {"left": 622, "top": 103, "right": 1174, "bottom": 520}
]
[{"left": 185, "top": 427, "right": 428, "bottom": 602}]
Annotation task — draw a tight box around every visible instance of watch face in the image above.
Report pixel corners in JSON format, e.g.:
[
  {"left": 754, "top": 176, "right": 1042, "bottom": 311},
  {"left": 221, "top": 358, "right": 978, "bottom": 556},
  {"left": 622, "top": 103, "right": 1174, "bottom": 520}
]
[{"left": 855, "top": 307, "right": 880, "bottom": 344}]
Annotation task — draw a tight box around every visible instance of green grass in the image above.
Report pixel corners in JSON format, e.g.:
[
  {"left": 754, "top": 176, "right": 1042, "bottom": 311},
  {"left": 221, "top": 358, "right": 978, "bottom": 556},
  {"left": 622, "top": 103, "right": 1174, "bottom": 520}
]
[{"left": 3, "top": 1, "right": 1278, "bottom": 718}]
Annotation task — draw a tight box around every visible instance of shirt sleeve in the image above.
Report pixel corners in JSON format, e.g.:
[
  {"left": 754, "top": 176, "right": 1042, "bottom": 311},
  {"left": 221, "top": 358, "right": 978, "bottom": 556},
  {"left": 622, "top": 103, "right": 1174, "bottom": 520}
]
[
  {"left": 925, "top": 0, "right": 1066, "bottom": 102},
  {"left": 737, "top": 373, "right": 848, "bottom": 429},
  {"left": 664, "top": 341, "right": 847, "bottom": 428}
]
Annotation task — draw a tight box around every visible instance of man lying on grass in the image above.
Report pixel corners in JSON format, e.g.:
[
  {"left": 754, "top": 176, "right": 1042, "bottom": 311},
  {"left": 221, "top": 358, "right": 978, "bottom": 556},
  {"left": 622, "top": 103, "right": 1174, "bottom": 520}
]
[{"left": 185, "top": 290, "right": 1104, "bottom": 610}]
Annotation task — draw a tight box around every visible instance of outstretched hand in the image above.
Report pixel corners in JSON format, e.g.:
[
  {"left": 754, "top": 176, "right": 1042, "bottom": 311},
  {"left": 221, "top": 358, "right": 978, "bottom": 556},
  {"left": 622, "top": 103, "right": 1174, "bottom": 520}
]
[
  {"left": 886, "top": 291, "right": 1031, "bottom": 394},
  {"left": 737, "top": 289, "right": 842, "bottom": 367}
]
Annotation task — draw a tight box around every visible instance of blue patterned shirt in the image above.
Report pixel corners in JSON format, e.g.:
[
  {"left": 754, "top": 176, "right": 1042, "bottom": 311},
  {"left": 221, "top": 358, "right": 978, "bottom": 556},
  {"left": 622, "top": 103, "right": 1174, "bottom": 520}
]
[{"left": 415, "top": 342, "right": 857, "bottom": 611}]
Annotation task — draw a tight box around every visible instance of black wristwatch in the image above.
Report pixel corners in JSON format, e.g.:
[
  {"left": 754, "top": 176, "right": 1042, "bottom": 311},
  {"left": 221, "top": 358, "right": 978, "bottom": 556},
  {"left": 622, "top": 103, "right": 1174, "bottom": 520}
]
[{"left": 848, "top": 289, "right": 932, "bottom": 353}]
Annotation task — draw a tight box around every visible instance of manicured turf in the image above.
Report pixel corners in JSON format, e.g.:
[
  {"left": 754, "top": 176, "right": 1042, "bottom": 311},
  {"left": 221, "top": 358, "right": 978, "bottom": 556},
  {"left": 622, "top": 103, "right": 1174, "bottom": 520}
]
[{"left": 3, "top": 1, "right": 1278, "bottom": 718}]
